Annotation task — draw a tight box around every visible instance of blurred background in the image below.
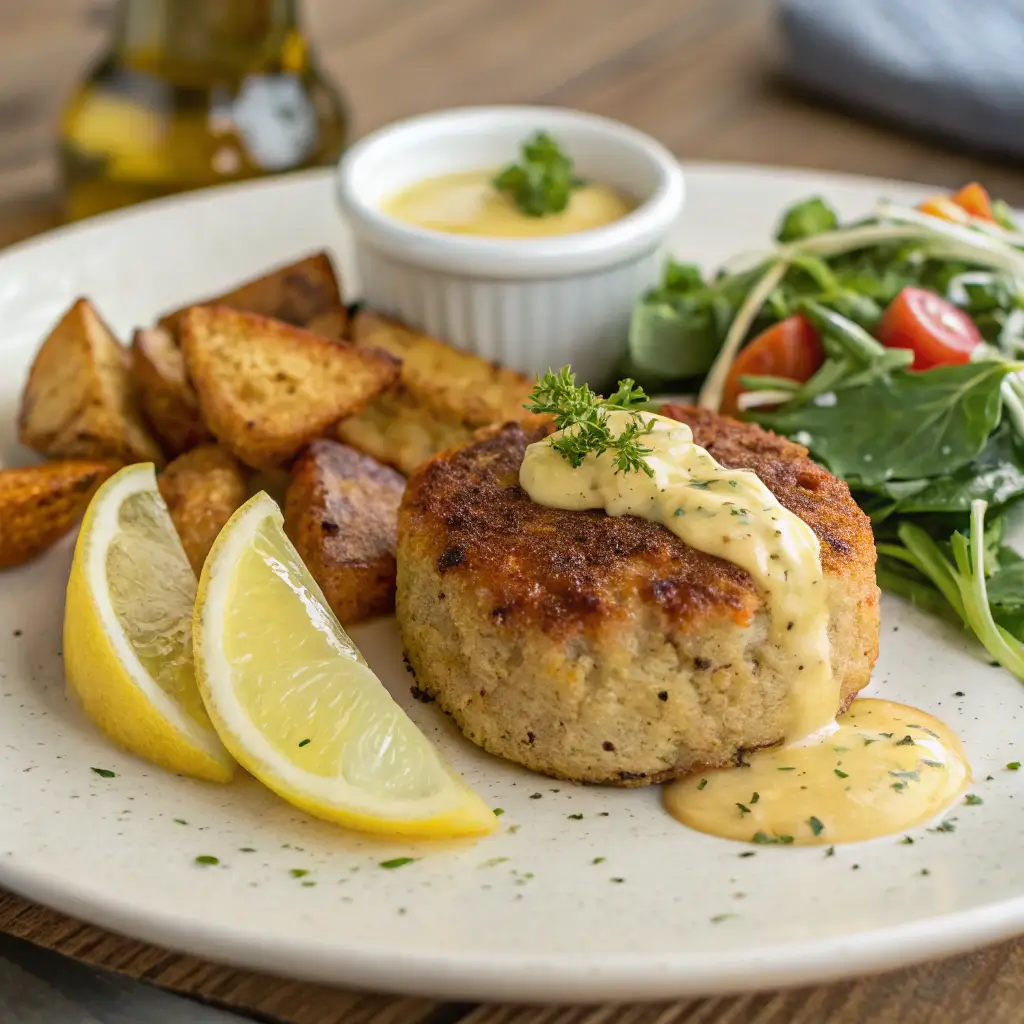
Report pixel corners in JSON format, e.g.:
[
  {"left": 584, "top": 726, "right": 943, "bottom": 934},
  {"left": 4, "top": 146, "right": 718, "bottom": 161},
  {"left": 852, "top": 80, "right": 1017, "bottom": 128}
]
[{"left": 0, "top": 0, "right": 1021, "bottom": 246}]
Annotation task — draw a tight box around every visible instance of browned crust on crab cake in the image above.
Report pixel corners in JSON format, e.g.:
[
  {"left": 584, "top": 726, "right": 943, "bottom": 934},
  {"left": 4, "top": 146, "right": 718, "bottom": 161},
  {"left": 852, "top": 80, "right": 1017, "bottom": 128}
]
[{"left": 396, "top": 406, "right": 880, "bottom": 786}]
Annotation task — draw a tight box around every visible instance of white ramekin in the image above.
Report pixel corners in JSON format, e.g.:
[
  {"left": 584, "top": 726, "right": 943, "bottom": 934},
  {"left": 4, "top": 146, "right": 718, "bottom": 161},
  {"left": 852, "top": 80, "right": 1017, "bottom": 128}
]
[{"left": 335, "top": 106, "right": 685, "bottom": 384}]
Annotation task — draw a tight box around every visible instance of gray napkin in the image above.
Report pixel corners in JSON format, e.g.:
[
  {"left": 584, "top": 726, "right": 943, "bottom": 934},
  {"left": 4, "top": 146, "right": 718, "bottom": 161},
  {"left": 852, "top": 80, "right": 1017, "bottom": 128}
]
[{"left": 779, "top": 0, "right": 1024, "bottom": 159}]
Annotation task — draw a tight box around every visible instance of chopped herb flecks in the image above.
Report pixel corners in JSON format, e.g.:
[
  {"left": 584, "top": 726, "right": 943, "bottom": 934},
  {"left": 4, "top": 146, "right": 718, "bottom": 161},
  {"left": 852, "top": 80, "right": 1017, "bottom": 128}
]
[
  {"left": 807, "top": 816, "right": 824, "bottom": 837},
  {"left": 298, "top": 738, "right": 311, "bottom": 748},
  {"left": 195, "top": 855, "right": 219, "bottom": 865},
  {"left": 964, "top": 794, "right": 983, "bottom": 806},
  {"left": 697, "top": 778, "right": 708, "bottom": 790},
  {"left": 834, "top": 768, "right": 849, "bottom": 779},
  {"left": 380, "top": 857, "right": 417, "bottom": 870},
  {"left": 91, "top": 767, "right": 116, "bottom": 778},
  {"left": 492, "top": 808, "right": 505, "bottom": 817},
  {"left": 290, "top": 868, "right": 309, "bottom": 878},
  {"left": 752, "top": 832, "right": 794, "bottom": 845}
]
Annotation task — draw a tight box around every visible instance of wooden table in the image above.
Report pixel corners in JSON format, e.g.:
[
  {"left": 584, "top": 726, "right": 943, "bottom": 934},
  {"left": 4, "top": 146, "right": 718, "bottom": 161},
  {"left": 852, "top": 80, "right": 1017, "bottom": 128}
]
[{"left": 2, "top": 1, "right": 1023, "bottom": 1021}]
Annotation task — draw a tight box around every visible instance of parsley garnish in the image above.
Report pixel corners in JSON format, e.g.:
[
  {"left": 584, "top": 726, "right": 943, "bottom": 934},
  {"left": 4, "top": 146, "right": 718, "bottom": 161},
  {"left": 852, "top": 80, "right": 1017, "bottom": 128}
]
[
  {"left": 825, "top": 846, "right": 835, "bottom": 857},
  {"left": 929, "top": 819, "right": 957, "bottom": 833},
  {"left": 750, "top": 792, "right": 760, "bottom": 804},
  {"left": 492, "top": 808, "right": 505, "bottom": 817},
  {"left": 834, "top": 768, "right": 849, "bottom": 779},
  {"left": 1008, "top": 762, "right": 1021, "bottom": 770},
  {"left": 900, "top": 836, "right": 914, "bottom": 845},
  {"left": 380, "top": 857, "right": 416, "bottom": 870},
  {"left": 592, "top": 856, "right": 606, "bottom": 864},
  {"left": 525, "top": 368, "right": 655, "bottom": 476},
  {"left": 298, "top": 738, "right": 311, "bottom": 748},
  {"left": 964, "top": 794, "right": 983, "bottom": 806},
  {"left": 736, "top": 802, "right": 751, "bottom": 815},
  {"left": 568, "top": 813, "right": 584, "bottom": 820},
  {"left": 493, "top": 131, "right": 583, "bottom": 217},
  {"left": 752, "top": 832, "right": 795, "bottom": 845},
  {"left": 91, "top": 767, "right": 116, "bottom": 778},
  {"left": 289, "top": 868, "right": 309, "bottom": 878},
  {"left": 895, "top": 735, "right": 915, "bottom": 746},
  {"left": 697, "top": 778, "right": 708, "bottom": 790},
  {"left": 195, "top": 855, "right": 219, "bottom": 865},
  {"left": 807, "top": 816, "right": 824, "bottom": 836}
]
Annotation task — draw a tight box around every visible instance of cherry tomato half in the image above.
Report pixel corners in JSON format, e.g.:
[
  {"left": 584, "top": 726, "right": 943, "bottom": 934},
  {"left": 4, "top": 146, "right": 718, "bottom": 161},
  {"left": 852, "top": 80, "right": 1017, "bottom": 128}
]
[
  {"left": 721, "top": 314, "right": 824, "bottom": 417},
  {"left": 917, "top": 195, "right": 970, "bottom": 224},
  {"left": 878, "top": 287, "right": 981, "bottom": 371},
  {"left": 951, "top": 182, "right": 994, "bottom": 222}
]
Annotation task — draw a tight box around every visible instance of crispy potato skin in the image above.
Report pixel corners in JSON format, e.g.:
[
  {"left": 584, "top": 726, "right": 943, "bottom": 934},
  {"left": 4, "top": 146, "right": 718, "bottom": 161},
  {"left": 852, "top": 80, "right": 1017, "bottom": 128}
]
[
  {"left": 131, "top": 327, "right": 213, "bottom": 456},
  {"left": 157, "top": 445, "right": 247, "bottom": 575},
  {"left": 19, "top": 299, "right": 164, "bottom": 466},
  {"left": 0, "top": 460, "right": 119, "bottom": 568},
  {"left": 180, "top": 305, "right": 399, "bottom": 470},
  {"left": 285, "top": 440, "right": 405, "bottom": 624},
  {"left": 397, "top": 408, "right": 880, "bottom": 785},
  {"left": 338, "top": 310, "right": 532, "bottom": 474},
  {"left": 158, "top": 252, "right": 343, "bottom": 334}
]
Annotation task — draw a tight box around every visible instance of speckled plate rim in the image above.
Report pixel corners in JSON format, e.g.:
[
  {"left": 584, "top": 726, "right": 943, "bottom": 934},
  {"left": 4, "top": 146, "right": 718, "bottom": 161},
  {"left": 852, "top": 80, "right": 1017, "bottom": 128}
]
[
  {"left": 4, "top": 854, "right": 1024, "bottom": 1002},
  {"left": 1, "top": 163, "right": 1023, "bottom": 1004}
]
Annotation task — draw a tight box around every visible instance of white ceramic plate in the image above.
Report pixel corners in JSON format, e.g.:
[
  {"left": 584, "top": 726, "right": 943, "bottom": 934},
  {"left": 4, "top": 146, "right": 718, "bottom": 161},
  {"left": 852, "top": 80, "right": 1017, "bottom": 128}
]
[{"left": 2, "top": 165, "right": 1024, "bottom": 1004}]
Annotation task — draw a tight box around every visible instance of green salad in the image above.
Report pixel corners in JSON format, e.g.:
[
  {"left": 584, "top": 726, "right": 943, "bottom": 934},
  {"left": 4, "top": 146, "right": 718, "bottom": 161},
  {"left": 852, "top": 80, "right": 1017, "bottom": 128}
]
[{"left": 628, "top": 181, "right": 1024, "bottom": 682}]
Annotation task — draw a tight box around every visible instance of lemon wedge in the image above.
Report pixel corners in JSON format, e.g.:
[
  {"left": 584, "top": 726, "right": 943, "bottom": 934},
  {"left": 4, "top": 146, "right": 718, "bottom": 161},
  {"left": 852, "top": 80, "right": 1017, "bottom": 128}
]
[
  {"left": 64, "top": 464, "right": 235, "bottom": 782},
  {"left": 193, "top": 493, "right": 497, "bottom": 838}
]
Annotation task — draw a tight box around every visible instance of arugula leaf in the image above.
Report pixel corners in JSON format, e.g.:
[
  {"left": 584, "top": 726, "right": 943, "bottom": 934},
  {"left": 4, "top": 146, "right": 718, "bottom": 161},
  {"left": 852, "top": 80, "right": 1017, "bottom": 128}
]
[
  {"left": 863, "top": 427, "right": 1024, "bottom": 514},
  {"left": 756, "top": 361, "right": 1016, "bottom": 486},
  {"left": 776, "top": 197, "right": 838, "bottom": 243},
  {"left": 493, "top": 131, "right": 583, "bottom": 218}
]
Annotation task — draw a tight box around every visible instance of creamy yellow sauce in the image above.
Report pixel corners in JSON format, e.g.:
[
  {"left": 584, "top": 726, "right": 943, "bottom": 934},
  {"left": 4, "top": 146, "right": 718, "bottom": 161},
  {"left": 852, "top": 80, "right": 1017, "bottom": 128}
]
[
  {"left": 519, "top": 410, "right": 971, "bottom": 845},
  {"left": 381, "top": 170, "right": 634, "bottom": 238},
  {"left": 663, "top": 699, "right": 969, "bottom": 845},
  {"left": 520, "top": 411, "right": 835, "bottom": 742}
]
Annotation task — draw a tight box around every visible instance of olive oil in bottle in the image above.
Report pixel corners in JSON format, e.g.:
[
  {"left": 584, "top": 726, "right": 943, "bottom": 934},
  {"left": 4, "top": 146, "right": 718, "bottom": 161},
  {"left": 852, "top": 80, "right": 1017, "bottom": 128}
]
[{"left": 59, "top": 0, "right": 347, "bottom": 220}]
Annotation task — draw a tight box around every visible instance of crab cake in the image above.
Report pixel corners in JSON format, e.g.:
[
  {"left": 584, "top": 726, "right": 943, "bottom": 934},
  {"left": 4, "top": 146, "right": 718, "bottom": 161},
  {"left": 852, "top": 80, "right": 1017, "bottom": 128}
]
[{"left": 396, "top": 406, "right": 880, "bottom": 786}]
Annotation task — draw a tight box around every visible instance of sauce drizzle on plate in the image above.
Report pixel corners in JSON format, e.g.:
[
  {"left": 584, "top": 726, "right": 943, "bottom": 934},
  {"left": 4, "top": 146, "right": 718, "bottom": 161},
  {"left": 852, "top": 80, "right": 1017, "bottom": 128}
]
[{"left": 520, "top": 410, "right": 971, "bottom": 845}]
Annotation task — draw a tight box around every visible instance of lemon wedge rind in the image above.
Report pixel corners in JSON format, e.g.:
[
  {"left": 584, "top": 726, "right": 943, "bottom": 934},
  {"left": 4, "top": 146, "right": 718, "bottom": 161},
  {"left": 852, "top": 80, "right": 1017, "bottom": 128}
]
[
  {"left": 193, "top": 493, "right": 497, "bottom": 837},
  {"left": 64, "top": 464, "right": 235, "bottom": 782}
]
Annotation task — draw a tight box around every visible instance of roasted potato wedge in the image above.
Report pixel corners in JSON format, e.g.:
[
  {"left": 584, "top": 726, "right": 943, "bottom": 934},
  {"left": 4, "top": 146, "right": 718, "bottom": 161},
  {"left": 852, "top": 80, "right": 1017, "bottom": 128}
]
[
  {"left": 303, "top": 306, "right": 349, "bottom": 341},
  {"left": 337, "top": 310, "right": 533, "bottom": 474},
  {"left": 131, "top": 326, "right": 213, "bottom": 457},
  {"left": 0, "top": 460, "right": 119, "bottom": 569},
  {"left": 180, "top": 305, "right": 400, "bottom": 470},
  {"left": 19, "top": 299, "right": 165, "bottom": 466},
  {"left": 284, "top": 440, "right": 405, "bottom": 624},
  {"left": 159, "top": 252, "right": 343, "bottom": 334},
  {"left": 157, "top": 445, "right": 247, "bottom": 575}
]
